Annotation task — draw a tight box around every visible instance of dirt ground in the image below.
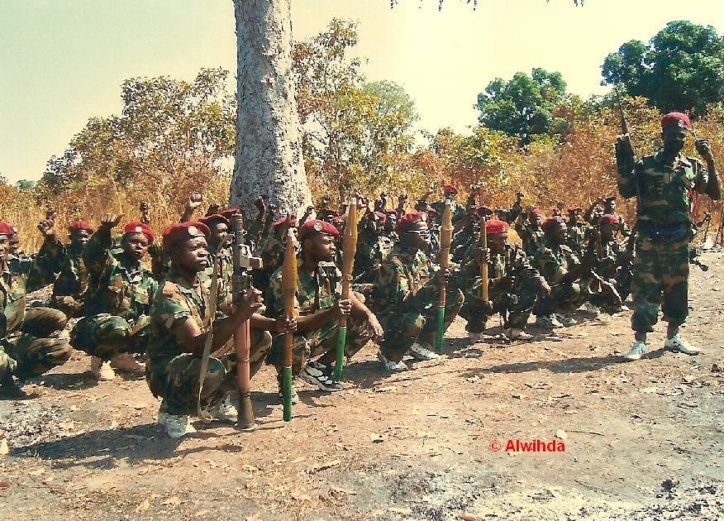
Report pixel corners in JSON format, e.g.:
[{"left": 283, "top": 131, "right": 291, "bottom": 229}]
[{"left": 1, "top": 252, "right": 723, "bottom": 521}]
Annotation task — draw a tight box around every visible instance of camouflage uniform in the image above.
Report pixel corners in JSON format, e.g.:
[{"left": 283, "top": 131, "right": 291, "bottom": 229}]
[
  {"left": 458, "top": 245, "right": 541, "bottom": 333},
  {"left": 50, "top": 244, "right": 88, "bottom": 318},
  {"left": 369, "top": 245, "right": 464, "bottom": 362},
  {"left": 533, "top": 243, "right": 590, "bottom": 316},
  {"left": 0, "top": 265, "right": 70, "bottom": 381},
  {"left": 265, "top": 259, "right": 371, "bottom": 375},
  {"left": 515, "top": 220, "right": 546, "bottom": 258},
  {"left": 70, "top": 229, "right": 158, "bottom": 360},
  {"left": 566, "top": 221, "right": 588, "bottom": 255},
  {"left": 145, "top": 268, "right": 272, "bottom": 415},
  {"left": 354, "top": 230, "right": 394, "bottom": 284},
  {"left": 617, "top": 150, "right": 711, "bottom": 332}
]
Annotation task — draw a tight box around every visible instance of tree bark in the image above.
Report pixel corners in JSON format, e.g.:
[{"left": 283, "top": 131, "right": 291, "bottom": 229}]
[{"left": 231, "top": 0, "right": 312, "bottom": 217}]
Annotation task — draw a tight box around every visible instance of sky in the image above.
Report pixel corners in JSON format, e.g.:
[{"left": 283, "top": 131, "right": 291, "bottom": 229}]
[{"left": 0, "top": 0, "right": 722, "bottom": 184}]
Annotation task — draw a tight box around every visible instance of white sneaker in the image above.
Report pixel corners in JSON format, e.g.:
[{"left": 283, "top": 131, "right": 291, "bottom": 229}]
[
  {"left": 555, "top": 314, "right": 577, "bottom": 327},
  {"left": 110, "top": 353, "right": 145, "bottom": 374},
  {"left": 504, "top": 328, "right": 533, "bottom": 341},
  {"left": 622, "top": 340, "right": 647, "bottom": 360},
  {"left": 664, "top": 335, "right": 700, "bottom": 355},
  {"left": 468, "top": 331, "right": 484, "bottom": 341},
  {"left": 408, "top": 342, "right": 440, "bottom": 360},
  {"left": 378, "top": 352, "right": 409, "bottom": 372},
  {"left": 162, "top": 414, "right": 196, "bottom": 439},
  {"left": 535, "top": 315, "right": 563, "bottom": 329},
  {"left": 211, "top": 395, "right": 239, "bottom": 423},
  {"left": 583, "top": 302, "right": 601, "bottom": 316},
  {"left": 90, "top": 356, "right": 115, "bottom": 381}
]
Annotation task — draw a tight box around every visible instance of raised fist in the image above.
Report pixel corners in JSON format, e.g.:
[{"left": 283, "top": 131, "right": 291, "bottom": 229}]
[{"left": 100, "top": 213, "right": 124, "bottom": 230}]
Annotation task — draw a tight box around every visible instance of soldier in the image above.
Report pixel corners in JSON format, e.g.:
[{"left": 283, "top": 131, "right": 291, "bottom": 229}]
[
  {"left": 430, "top": 184, "right": 466, "bottom": 224},
  {"left": 515, "top": 207, "right": 546, "bottom": 258},
  {"left": 255, "top": 213, "right": 297, "bottom": 296},
  {"left": 145, "top": 222, "right": 277, "bottom": 438},
  {"left": 533, "top": 217, "right": 597, "bottom": 328},
  {"left": 565, "top": 206, "right": 587, "bottom": 254},
  {"left": 585, "top": 196, "right": 630, "bottom": 237},
  {"left": 70, "top": 215, "right": 158, "bottom": 380},
  {"left": 615, "top": 112, "right": 720, "bottom": 360},
  {"left": 265, "top": 220, "right": 383, "bottom": 394},
  {"left": 592, "top": 214, "right": 630, "bottom": 308},
  {"left": 458, "top": 219, "right": 549, "bottom": 340},
  {"left": 354, "top": 211, "right": 394, "bottom": 284},
  {"left": 197, "top": 213, "right": 233, "bottom": 286},
  {"left": 369, "top": 212, "right": 464, "bottom": 372},
  {"left": 0, "top": 222, "right": 71, "bottom": 398},
  {"left": 47, "top": 220, "right": 94, "bottom": 318}
]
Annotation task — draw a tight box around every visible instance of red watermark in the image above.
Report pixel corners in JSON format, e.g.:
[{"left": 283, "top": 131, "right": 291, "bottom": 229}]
[{"left": 489, "top": 438, "right": 566, "bottom": 453}]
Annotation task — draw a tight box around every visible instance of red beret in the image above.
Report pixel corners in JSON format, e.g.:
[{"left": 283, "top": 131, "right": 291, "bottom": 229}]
[
  {"left": 272, "top": 215, "right": 298, "bottom": 229},
  {"left": 0, "top": 221, "right": 14, "bottom": 236},
  {"left": 600, "top": 214, "right": 619, "bottom": 226},
  {"left": 542, "top": 216, "right": 565, "bottom": 234},
  {"left": 68, "top": 220, "right": 95, "bottom": 233},
  {"left": 529, "top": 208, "right": 542, "bottom": 218},
  {"left": 220, "top": 207, "right": 241, "bottom": 221},
  {"left": 123, "top": 221, "right": 155, "bottom": 245},
  {"left": 162, "top": 221, "right": 210, "bottom": 251},
  {"left": 198, "top": 214, "right": 230, "bottom": 229},
  {"left": 396, "top": 212, "right": 426, "bottom": 234},
  {"left": 443, "top": 184, "right": 458, "bottom": 195},
  {"left": 485, "top": 219, "right": 509, "bottom": 235},
  {"left": 477, "top": 206, "right": 494, "bottom": 217},
  {"left": 661, "top": 112, "right": 691, "bottom": 131},
  {"left": 374, "top": 211, "right": 387, "bottom": 222},
  {"left": 298, "top": 219, "right": 340, "bottom": 241}
]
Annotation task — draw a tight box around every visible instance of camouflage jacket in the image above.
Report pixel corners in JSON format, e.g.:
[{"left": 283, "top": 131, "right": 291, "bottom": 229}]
[
  {"left": 82, "top": 229, "right": 158, "bottom": 322},
  {"left": 8, "top": 251, "right": 48, "bottom": 293},
  {"left": 369, "top": 245, "right": 435, "bottom": 314},
  {"left": 595, "top": 238, "right": 627, "bottom": 279},
  {"left": 0, "top": 264, "right": 26, "bottom": 337},
  {"left": 618, "top": 150, "right": 710, "bottom": 229},
  {"left": 50, "top": 244, "right": 88, "bottom": 316},
  {"left": 354, "top": 232, "right": 394, "bottom": 283},
  {"left": 266, "top": 258, "right": 341, "bottom": 320},
  {"left": 566, "top": 222, "right": 588, "bottom": 254},
  {"left": 146, "top": 268, "right": 211, "bottom": 365},
  {"left": 515, "top": 221, "right": 546, "bottom": 257},
  {"left": 458, "top": 244, "right": 541, "bottom": 300},
  {"left": 534, "top": 243, "right": 581, "bottom": 285}
]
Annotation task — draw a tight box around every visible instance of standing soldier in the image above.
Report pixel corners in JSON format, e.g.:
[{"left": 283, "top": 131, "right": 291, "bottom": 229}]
[
  {"left": 565, "top": 206, "right": 587, "bottom": 255},
  {"left": 0, "top": 222, "right": 71, "bottom": 398},
  {"left": 515, "top": 207, "right": 546, "bottom": 258},
  {"left": 369, "top": 212, "right": 464, "bottom": 371},
  {"left": 615, "top": 112, "right": 720, "bottom": 360},
  {"left": 70, "top": 215, "right": 158, "bottom": 380}
]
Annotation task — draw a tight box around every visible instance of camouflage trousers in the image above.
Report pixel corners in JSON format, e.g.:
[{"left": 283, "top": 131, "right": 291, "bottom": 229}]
[
  {"left": 459, "top": 277, "right": 538, "bottom": 333},
  {"left": 146, "top": 328, "right": 272, "bottom": 416},
  {"left": 535, "top": 281, "right": 590, "bottom": 316},
  {"left": 378, "top": 287, "right": 464, "bottom": 362},
  {"left": 267, "top": 316, "right": 372, "bottom": 376},
  {"left": 0, "top": 307, "right": 70, "bottom": 381},
  {"left": 631, "top": 235, "right": 689, "bottom": 333},
  {"left": 70, "top": 313, "right": 152, "bottom": 360}
]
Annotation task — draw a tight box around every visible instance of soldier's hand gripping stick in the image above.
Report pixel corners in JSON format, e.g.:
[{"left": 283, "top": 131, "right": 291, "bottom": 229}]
[{"left": 335, "top": 197, "right": 358, "bottom": 381}]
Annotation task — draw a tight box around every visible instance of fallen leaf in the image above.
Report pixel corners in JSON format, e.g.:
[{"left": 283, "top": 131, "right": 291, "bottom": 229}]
[{"left": 555, "top": 429, "right": 568, "bottom": 440}]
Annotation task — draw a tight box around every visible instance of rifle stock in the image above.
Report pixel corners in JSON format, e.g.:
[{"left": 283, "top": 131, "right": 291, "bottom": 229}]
[
  {"left": 335, "top": 197, "right": 358, "bottom": 381},
  {"left": 282, "top": 229, "right": 298, "bottom": 422},
  {"left": 436, "top": 200, "right": 453, "bottom": 354}
]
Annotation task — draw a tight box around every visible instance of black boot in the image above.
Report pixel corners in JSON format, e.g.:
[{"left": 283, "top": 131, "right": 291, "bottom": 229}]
[{"left": 0, "top": 372, "right": 28, "bottom": 399}]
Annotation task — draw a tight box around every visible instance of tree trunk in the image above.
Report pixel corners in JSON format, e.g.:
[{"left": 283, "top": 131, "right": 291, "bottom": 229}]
[{"left": 231, "top": 0, "right": 312, "bottom": 217}]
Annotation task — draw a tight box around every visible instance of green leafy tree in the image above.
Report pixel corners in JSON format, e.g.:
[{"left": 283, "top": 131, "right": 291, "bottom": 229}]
[
  {"left": 294, "top": 20, "right": 419, "bottom": 200},
  {"left": 476, "top": 68, "right": 572, "bottom": 146},
  {"left": 37, "top": 68, "right": 235, "bottom": 209},
  {"left": 601, "top": 21, "right": 724, "bottom": 115}
]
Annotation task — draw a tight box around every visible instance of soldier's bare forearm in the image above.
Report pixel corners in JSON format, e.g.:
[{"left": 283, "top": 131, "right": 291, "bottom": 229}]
[{"left": 705, "top": 158, "right": 720, "bottom": 200}]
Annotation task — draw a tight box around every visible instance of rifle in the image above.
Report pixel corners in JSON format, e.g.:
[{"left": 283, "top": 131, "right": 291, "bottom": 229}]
[
  {"left": 281, "top": 229, "right": 298, "bottom": 422},
  {"left": 335, "top": 197, "right": 358, "bottom": 381},
  {"left": 436, "top": 200, "right": 453, "bottom": 354},
  {"left": 230, "top": 214, "right": 263, "bottom": 431}
]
